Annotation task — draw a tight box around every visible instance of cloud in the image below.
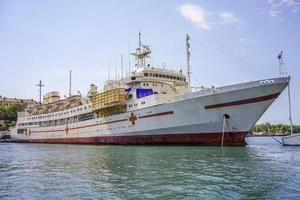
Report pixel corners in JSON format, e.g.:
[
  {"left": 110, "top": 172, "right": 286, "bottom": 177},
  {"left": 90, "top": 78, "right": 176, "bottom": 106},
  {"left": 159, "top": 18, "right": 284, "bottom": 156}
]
[
  {"left": 238, "top": 37, "right": 255, "bottom": 43},
  {"left": 267, "top": 0, "right": 300, "bottom": 17},
  {"left": 178, "top": 3, "right": 210, "bottom": 30},
  {"left": 178, "top": 3, "right": 240, "bottom": 30},
  {"left": 267, "top": 9, "right": 281, "bottom": 17},
  {"left": 239, "top": 37, "right": 247, "bottom": 42},
  {"left": 220, "top": 12, "right": 240, "bottom": 24}
]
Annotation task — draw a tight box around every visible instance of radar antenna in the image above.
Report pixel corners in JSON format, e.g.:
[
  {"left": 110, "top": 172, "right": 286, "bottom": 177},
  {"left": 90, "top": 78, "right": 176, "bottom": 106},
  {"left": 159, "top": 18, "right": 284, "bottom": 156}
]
[
  {"left": 36, "top": 80, "right": 45, "bottom": 104},
  {"left": 131, "top": 31, "right": 151, "bottom": 69}
]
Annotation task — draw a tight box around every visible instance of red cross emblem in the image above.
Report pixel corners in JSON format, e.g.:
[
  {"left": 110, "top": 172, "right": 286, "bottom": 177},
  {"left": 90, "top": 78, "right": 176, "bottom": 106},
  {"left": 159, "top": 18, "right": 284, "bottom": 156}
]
[
  {"left": 65, "top": 125, "right": 70, "bottom": 134},
  {"left": 129, "top": 113, "right": 137, "bottom": 125}
]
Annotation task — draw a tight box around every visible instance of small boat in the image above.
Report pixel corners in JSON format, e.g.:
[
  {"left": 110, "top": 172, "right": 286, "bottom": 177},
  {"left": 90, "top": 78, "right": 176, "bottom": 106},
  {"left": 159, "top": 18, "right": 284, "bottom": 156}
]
[
  {"left": 0, "top": 131, "right": 12, "bottom": 142},
  {"left": 282, "top": 134, "right": 300, "bottom": 146}
]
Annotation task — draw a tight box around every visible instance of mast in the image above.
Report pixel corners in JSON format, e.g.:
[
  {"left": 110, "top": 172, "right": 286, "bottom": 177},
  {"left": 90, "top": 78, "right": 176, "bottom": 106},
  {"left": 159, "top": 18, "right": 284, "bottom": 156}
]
[
  {"left": 139, "top": 31, "right": 142, "bottom": 56},
  {"left": 115, "top": 61, "right": 117, "bottom": 81},
  {"left": 36, "top": 80, "right": 45, "bottom": 104},
  {"left": 277, "top": 51, "right": 287, "bottom": 77},
  {"left": 186, "top": 34, "right": 191, "bottom": 89},
  {"left": 69, "top": 70, "right": 72, "bottom": 97},
  {"left": 121, "top": 53, "right": 124, "bottom": 79},
  {"left": 131, "top": 32, "right": 151, "bottom": 69},
  {"left": 128, "top": 53, "right": 131, "bottom": 77},
  {"left": 277, "top": 52, "right": 293, "bottom": 134},
  {"left": 288, "top": 79, "right": 293, "bottom": 135}
]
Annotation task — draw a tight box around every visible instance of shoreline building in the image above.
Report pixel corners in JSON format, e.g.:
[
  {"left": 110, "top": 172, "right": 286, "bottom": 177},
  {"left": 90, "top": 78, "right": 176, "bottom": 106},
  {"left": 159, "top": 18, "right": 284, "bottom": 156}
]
[{"left": 0, "top": 96, "right": 37, "bottom": 107}]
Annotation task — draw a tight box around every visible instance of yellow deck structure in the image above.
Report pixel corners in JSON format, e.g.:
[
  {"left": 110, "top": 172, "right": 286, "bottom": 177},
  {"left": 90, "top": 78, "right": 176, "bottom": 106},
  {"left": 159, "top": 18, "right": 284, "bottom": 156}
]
[{"left": 91, "top": 88, "right": 126, "bottom": 117}]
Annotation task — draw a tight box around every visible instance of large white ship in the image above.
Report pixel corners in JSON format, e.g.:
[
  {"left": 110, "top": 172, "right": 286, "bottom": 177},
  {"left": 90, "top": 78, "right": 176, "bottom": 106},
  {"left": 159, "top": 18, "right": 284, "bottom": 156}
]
[{"left": 10, "top": 34, "right": 289, "bottom": 145}]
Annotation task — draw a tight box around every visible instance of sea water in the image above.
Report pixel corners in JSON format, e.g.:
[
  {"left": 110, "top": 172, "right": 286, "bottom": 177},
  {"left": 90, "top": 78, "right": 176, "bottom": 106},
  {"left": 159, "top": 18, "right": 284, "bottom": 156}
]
[{"left": 1, "top": 137, "right": 300, "bottom": 199}]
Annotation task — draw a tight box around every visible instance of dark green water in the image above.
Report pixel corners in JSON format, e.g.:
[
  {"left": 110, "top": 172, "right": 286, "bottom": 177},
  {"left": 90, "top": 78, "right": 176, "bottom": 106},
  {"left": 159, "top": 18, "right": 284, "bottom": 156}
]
[{"left": 1, "top": 137, "right": 300, "bottom": 200}]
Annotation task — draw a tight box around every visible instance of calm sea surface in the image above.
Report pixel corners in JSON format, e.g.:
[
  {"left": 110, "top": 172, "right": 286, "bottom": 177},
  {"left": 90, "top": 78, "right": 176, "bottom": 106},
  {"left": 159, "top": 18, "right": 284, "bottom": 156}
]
[{"left": 1, "top": 137, "right": 300, "bottom": 200}]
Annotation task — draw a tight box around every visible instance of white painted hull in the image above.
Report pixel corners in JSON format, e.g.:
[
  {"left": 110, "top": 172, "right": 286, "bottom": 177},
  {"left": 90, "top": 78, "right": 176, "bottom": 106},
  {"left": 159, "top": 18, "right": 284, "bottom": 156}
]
[
  {"left": 10, "top": 77, "right": 289, "bottom": 145},
  {"left": 282, "top": 134, "right": 300, "bottom": 146}
]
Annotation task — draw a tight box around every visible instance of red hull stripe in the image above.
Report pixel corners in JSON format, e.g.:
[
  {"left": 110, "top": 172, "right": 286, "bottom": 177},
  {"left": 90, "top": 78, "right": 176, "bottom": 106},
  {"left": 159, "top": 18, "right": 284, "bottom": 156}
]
[
  {"left": 205, "top": 92, "right": 280, "bottom": 109},
  {"left": 21, "top": 132, "right": 247, "bottom": 146},
  {"left": 30, "top": 111, "right": 174, "bottom": 134},
  {"left": 138, "top": 111, "right": 174, "bottom": 119}
]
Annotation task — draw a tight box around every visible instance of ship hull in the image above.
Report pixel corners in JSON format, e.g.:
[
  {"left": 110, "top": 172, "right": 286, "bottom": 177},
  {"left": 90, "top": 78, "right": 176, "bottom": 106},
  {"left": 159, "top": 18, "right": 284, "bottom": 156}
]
[
  {"left": 19, "top": 132, "right": 246, "bottom": 145},
  {"left": 10, "top": 77, "right": 289, "bottom": 146},
  {"left": 282, "top": 134, "right": 300, "bottom": 146}
]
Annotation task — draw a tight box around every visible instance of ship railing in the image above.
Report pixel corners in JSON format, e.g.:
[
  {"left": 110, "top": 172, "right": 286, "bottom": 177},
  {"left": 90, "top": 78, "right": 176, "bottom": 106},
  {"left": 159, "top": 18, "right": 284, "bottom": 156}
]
[{"left": 17, "top": 112, "right": 28, "bottom": 117}]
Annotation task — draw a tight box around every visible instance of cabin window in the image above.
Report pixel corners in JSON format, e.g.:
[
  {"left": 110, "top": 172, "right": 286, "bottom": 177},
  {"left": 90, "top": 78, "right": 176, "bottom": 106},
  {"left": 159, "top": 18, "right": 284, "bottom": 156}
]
[
  {"left": 159, "top": 74, "right": 162, "bottom": 78},
  {"left": 78, "top": 112, "right": 94, "bottom": 122},
  {"left": 144, "top": 73, "right": 148, "bottom": 76}
]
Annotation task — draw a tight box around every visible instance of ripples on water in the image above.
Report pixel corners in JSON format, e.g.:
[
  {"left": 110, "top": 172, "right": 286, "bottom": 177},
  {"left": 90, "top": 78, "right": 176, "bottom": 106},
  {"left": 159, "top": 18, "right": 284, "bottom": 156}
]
[{"left": 1, "top": 137, "right": 300, "bottom": 200}]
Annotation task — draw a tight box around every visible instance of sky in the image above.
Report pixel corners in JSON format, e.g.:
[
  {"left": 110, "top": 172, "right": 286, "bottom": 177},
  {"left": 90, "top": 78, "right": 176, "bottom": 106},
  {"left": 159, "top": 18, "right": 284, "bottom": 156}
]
[{"left": 0, "top": 0, "right": 299, "bottom": 124}]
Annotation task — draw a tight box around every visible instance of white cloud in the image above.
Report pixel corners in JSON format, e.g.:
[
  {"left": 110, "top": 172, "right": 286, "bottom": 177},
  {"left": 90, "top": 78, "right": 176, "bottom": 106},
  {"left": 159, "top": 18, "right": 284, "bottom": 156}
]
[
  {"left": 178, "top": 3, "right": 210, "bottom": 30},
  {"left": 178, "top": 3, "right": 240, "bottom": 30},
  {"left": 267, "top": 9, "right": 281, "bottom": 17},
  {"left": 267, "top": 0, "right": 300, "bottom": 17},
  {"left": 220, "top": 12, "right": 240, "bottom": 24},
  {"left": 239, "top": 37, "right": 247, "bottom": 42}
]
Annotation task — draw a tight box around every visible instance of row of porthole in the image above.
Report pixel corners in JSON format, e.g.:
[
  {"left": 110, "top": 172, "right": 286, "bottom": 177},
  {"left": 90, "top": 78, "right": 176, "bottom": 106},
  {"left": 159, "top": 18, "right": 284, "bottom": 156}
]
[
  {"left": 128, "top": 101, "right": 146, "bottom": 108},
  {"left": 27, "top": 105, "right": 92, "bottom": 121},
  {"left": 144, "top": 73, "right": 185, "bottom": 81}
]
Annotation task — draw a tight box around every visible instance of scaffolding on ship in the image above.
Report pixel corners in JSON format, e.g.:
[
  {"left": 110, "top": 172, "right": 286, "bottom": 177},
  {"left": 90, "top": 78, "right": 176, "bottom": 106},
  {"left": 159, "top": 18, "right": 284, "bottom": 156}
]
[{"left": 91, "top": 88, "right": 126, "bottom": 117}]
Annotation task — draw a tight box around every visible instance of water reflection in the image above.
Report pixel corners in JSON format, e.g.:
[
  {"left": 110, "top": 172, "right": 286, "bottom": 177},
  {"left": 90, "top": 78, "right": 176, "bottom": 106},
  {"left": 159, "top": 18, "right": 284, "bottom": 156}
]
[{"left": 1, "top": 140, "right": 300, "bottom": 199}]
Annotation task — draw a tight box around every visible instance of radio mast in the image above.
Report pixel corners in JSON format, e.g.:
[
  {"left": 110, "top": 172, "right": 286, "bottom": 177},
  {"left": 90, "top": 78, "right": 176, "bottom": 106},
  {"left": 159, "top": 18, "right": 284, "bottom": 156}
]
[
  {"left": 186, "top": 34, "right": 191, "bottom": 89},
  {"left": 36, "top": 80, "right": 45, "bottom": 104},
  {"left": 277, "top": 51, "right": 288, "bottom": 77},
  {"left": 121, "top": 53, "right": 124, "bottom": 80},
  {"left": 69, "top": 70, "right": 72, "bottom": 97}
]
